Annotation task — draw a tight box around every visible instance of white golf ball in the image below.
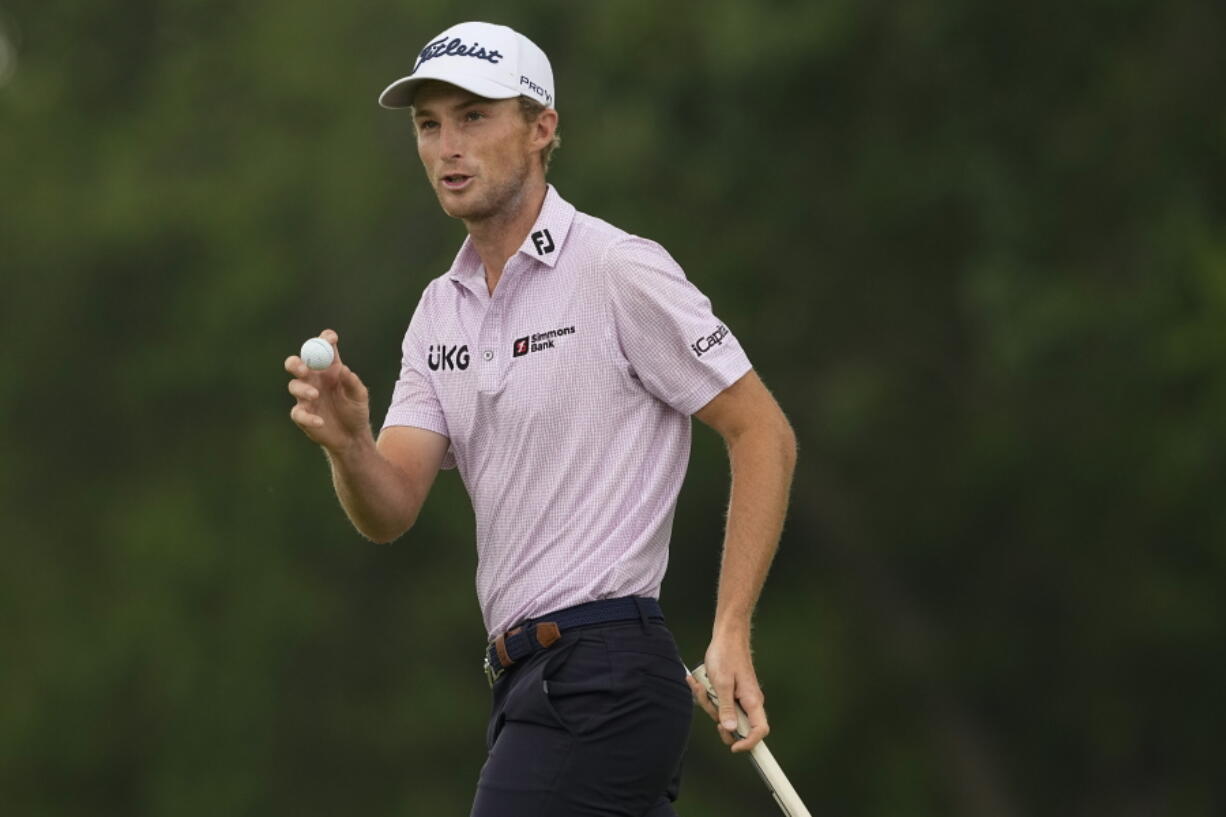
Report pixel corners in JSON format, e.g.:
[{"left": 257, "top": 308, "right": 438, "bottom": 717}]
[{"left": 300, "top": 337, "right": 335, "bottom": 371}]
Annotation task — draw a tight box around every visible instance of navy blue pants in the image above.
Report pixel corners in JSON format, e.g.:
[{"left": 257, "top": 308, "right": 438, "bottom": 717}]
[{"left": 470, "top": 619, "right": 693, "bottom": 816}]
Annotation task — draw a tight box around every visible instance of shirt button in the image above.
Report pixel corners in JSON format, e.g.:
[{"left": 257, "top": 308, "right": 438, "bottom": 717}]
[{"left": 482, "top": 350, "right": 494, "bottom": 361}]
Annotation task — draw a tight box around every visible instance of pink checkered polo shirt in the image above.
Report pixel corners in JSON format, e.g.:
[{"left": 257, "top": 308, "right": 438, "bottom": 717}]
[{"left": 382, "top": 186, "right": 752, "bottom": 638}]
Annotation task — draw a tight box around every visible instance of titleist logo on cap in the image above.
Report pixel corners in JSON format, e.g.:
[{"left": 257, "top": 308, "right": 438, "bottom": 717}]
[
  {"left": 414, "top": 37, "right": 504, "bottom": 72},
  {"left": 378, "top": 22, "right": 555, "bottom": 111}
]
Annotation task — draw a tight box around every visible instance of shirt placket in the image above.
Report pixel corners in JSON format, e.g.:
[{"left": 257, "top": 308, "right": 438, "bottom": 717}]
[{"left": 476, "top": 258, "right": 519, "bottom": 393}]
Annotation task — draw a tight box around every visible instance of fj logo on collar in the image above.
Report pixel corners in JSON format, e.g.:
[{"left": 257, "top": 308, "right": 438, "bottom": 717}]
[{"left": 531, "top": 229, "right": 555, "bottom": 255}]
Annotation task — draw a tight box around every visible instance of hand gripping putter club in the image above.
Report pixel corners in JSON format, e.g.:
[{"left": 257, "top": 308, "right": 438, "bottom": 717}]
[{"left": 687, "top": 664, "right": 812, "bottom": 817}]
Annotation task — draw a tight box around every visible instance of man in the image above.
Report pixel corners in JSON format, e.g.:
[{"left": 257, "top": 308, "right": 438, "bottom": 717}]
[{"left": 285, "top": 21, "right": 796, "bottom": 817}]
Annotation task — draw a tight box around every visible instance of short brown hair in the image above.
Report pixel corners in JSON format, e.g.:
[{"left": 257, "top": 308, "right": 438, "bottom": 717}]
[{"left": 518, "top": 96, "right": 561, "bottom": 174}]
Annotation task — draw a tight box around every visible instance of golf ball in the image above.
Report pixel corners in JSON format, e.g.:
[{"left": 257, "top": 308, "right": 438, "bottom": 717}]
[{"left": 300, "top": 337, "right": 335, "bottom": 371}]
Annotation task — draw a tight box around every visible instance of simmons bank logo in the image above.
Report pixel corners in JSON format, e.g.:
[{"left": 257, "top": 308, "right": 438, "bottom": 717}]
[{"left": 513, "top": 325, "right": 576, "bottom": 357}]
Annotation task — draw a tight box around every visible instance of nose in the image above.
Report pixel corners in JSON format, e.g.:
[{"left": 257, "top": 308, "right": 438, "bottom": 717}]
[{"left": 438, "top": 122, "right": 464, "bottom": 161}]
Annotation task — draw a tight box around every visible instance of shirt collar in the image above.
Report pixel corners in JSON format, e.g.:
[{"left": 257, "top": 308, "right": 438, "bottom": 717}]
[
  {"left": 447, "top": 184, "right": 577, "bottom": 286},
  {"left": 512, "top": 184, "right": 575, "bottom": 269}
]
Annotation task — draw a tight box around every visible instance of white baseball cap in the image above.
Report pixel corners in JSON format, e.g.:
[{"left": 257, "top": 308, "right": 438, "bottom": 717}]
[{"left": 378, "top": 22, "right": 555, "bottom": 110}]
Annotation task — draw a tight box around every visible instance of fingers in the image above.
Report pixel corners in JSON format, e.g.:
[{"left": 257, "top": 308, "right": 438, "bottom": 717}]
[
  {"left": 284, "top": 355, "right": 310, "bottom": 378},
  {"left": 287, "top": 379, "right": 319, "bottom": 401},
  {"left": 686, "top": 675, "right": 715, "bottom": 718},
  {"left": 338, "top": 365, "right": 369, "bottom": 403},
  {"left": 316, "top": 329, "right": 342, "bottom": 371},
  {"left": 730, "top": 688, "right": 770, "bottom": 753},
  {"left": 286, "top": 354, "right": 323, "bottom": 432},
  {"left": 284, "top": 329, "right": 342, "bottom": 393},
  {"left": 713, "top": 670, "right": 740, "bottom": 735},
  {"left": 286, "top": 330, "right": 343, "bottom": 375},
  {"left": 699, "top": 643, "right": 771, "bottom": 753},
  {"left": 687, "top": 673, "right": 737, "bottom": 747},
  {"left": 285, "top": 330, "right": 368, "bottom": 441},
  {"left": 289, "top": 403, "right": 324, "bottom": 429},
  {"left": 286, "top": 331, "right": 335, "bottom": 433},
  {"left": 286, "top": 358, "right": 322, "bottom": 432}
]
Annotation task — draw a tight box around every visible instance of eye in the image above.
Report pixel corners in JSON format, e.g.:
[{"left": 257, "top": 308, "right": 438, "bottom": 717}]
[
  {"left": 464, "top": 110, "right": 486, "bottom": 122},
  {"left": 417, "top": 119, "right": 439, "bottom": 131}
]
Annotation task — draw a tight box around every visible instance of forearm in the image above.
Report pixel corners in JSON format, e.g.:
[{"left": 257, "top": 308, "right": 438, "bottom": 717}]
[
  {"left": 325, "top": 434, "right": 421, "bottom": 543},
  {"left": 713, "top": 416, "right": 797, "bottom": 637}
]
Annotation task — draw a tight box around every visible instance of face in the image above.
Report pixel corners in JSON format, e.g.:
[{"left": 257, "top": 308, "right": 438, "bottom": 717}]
[{"left": 412, "top": 82, "right": 550, "bottom": 223}]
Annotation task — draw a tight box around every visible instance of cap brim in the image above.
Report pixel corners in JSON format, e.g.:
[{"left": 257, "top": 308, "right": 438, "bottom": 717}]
[{"left": 378, "top": 65, "right": 521, "bottom": 109}]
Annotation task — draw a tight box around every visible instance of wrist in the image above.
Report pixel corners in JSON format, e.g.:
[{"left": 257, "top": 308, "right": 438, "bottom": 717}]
[
  {"left": 324, "top": 427, "right": 376, "bottom": 464},
  {"left": 712, "top": 612, "right": 753, "bottom": 642}
]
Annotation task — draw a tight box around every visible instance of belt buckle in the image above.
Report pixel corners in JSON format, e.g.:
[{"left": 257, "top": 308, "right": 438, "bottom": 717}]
[{"left": 483, "top": 653, "right": 505, "bottom": 687}]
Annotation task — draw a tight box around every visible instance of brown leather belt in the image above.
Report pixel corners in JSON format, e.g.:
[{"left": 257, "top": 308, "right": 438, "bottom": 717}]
[{"left": 483, "top": 596, "right": 664, "bottom": 686}]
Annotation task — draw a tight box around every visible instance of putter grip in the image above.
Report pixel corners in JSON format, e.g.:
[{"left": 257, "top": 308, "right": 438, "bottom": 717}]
[{"left": 690, "top": 664, "right": 813, "bottom": 817}]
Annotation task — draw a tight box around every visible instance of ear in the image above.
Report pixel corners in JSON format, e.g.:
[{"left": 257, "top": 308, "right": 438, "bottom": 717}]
[{"left": 529, "top": 108, "right": 559, "bottom": 151}]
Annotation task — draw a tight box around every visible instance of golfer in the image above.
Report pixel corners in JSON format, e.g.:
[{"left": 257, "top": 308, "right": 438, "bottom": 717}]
[{"left": 285, "top": 21, "right": 796, "bottom": 816}]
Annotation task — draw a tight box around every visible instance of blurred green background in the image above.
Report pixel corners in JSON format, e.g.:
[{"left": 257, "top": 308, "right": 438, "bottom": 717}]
[{"left": 2, "top": 0, "right": 1224, "bottom": 815}]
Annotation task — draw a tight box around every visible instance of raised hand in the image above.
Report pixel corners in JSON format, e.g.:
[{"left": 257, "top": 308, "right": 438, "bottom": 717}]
[{"left": 285, "top": 329, "right": 372, "bottom": 453}]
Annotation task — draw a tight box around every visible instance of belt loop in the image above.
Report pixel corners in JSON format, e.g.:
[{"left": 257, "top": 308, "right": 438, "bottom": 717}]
[{"left": 632, "top": 596, "right": 650, "bottom": 632}]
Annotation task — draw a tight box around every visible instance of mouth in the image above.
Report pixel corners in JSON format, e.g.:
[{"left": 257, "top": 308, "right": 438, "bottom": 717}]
[{"left": 440, "top": 173, "right": 473, "bottom": 191}]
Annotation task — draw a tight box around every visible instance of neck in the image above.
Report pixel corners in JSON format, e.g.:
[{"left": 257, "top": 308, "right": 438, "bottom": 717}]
[{"left": 465, "top": 178, "right": 548, "bottom": 296}]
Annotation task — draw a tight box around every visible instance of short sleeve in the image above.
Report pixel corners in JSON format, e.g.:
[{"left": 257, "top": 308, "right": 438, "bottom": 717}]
[
  {"left": 604, "top": 236, "right": 752, "bottom": 415},
  {"left": 382, "top": 288, "right": 456, "bottom": 468}
]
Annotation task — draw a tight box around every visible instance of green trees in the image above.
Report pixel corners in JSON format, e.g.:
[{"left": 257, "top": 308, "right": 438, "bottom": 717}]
[{"left": 2, "top": 1, "right": 1222, "bottom": 814}]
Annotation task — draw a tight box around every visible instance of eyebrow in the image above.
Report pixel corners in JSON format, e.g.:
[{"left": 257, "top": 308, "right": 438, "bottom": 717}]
[{"left": 414, "top": 97, "right": 493, "bottom": 118}]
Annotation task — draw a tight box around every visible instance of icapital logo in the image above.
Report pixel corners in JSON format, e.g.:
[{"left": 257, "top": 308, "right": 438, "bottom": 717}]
[{"left": 691, "top": 324, "right": 730, "bottom": 358}]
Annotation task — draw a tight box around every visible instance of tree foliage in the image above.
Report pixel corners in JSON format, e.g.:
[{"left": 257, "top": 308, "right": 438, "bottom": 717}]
[{"left": 2, "top": 0, "right": 1223, "bottom": 814}]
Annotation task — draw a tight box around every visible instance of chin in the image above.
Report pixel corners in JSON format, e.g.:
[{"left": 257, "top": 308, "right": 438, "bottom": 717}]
[
  {"left": 438, "top": 191, "right": 497, "bottom": 222},
  {"left": 440, "top": 198, "right": 487, "bottom": 221},
  {"left": 435, "top": 188, "right": 469, "bottom": 216}
]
